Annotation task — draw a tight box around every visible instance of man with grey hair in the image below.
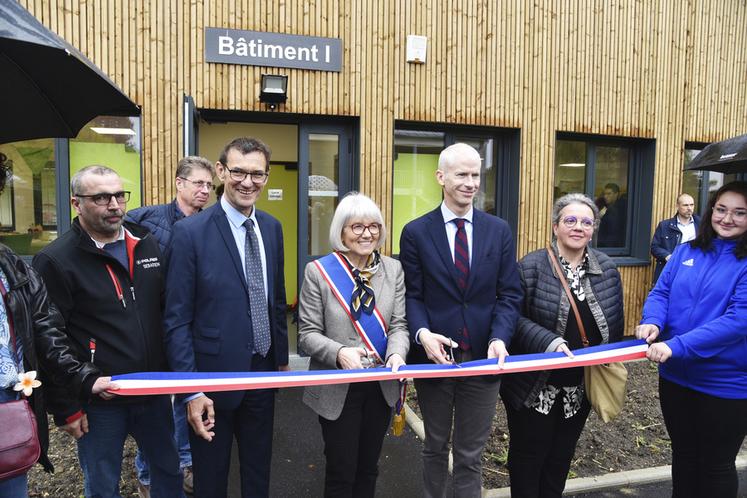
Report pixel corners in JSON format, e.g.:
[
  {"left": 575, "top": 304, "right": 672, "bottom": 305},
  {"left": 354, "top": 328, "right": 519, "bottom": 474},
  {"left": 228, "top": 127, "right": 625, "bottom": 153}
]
[
  {"left": 127, "top": 155, "right": 215, "bottom": 255},
  {"left": 125, "top": 155, "right": 214, "bottom": 496},
  {"left": 33, "top": 165, "right": 183, "bottom": 497},
  {"left": 399, "top": 143, "right": 522, "bottom": 497}
]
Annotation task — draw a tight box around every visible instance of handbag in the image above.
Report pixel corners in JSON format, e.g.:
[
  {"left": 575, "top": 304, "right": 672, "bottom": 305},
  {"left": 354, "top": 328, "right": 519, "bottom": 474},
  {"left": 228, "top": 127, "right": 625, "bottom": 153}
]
[
  {"left": 546, "top": 247, "right": 627, "bottom": 423},
  {"left": 0, "top": 278, "right": 41, "bottom": 480}
]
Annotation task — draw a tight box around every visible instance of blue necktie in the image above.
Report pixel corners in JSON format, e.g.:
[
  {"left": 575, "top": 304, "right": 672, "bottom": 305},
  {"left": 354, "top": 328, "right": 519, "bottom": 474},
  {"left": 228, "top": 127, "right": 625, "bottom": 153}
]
[
  {"left": 244, "top": 219, "right": 271, "bottom": 356},
  {"left": 454, "top": 218, "right": 471, "bottom": 351}
]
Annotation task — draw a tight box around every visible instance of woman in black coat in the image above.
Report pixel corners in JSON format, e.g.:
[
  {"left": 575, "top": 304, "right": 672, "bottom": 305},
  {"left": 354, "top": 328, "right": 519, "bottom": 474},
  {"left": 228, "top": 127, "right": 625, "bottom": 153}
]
[
  {"left": 0, "top": 155, "right": 109, "bottom": 497},
  {"left": 500, "top": 193, "right": 624, "bottom": 498}
]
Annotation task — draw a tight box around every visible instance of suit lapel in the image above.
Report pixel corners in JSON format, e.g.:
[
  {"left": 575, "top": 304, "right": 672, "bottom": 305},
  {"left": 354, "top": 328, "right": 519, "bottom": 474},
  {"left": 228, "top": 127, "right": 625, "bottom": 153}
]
[
  {"left": 465, "top": 210, "right": 487, "bottom": 292},
  {"left": 212, "top": 206, "right": 249, "bottom": 295},
  {"left": 426, "top": 209, "right": 461, "bottom": 291},
  {"left": 256, "top": 211, "right": 275, "bottom": 303}
]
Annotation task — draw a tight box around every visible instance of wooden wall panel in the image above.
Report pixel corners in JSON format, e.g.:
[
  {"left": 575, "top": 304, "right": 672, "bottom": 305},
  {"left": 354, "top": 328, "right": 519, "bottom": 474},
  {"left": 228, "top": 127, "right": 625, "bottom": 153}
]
[{"left": 18, "top": 0, "right": 747, "bottom": 331}]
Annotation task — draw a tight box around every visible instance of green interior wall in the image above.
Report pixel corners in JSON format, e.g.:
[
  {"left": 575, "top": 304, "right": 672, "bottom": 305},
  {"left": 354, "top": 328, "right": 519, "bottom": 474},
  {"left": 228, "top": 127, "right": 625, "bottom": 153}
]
[
  {"left": 256, "top": 164, "right": 299, "bottom": 304},
  {"left": 392, "top": 153, "right": 441, "bottom": 253},
  {"left": 69, "top": 142, "right": 143, "bottom": 216}
]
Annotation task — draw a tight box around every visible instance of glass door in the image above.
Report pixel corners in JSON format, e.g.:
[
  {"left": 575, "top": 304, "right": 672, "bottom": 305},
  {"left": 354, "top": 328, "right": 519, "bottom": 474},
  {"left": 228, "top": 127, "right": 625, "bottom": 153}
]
[{"left": 297, "top": 122, "right": 354, "bottom": 287}]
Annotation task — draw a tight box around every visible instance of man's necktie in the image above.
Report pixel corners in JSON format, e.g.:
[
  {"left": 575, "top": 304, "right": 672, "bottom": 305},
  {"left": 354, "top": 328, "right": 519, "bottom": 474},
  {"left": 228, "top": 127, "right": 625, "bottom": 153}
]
[
  {"left": 244, "top": 219, "right": 271, "bottom": 356},
  {"left": 454, "top": 218, "right": 471, "bottom": 351}
]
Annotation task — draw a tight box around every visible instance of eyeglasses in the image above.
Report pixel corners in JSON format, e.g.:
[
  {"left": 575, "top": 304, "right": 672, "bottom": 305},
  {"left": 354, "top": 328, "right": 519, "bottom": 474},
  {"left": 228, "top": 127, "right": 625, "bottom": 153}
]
[
  {"left": 713, "top": 206, "right": 747, "bottom": 222},
  {"left": 561, "top": 215, "right": 595, "bottom": 229},
  {"left": 347, "top": 223, "right": 381, "bottom": 235},
  {"left": 222, "top": 165, "right": 269, "bottom": 183},
  {"left": 75, "top": 191, "right": 131, "bottom": 206},
  {"left": 178, "top": 177, "right": 214, "bottom": 191}
]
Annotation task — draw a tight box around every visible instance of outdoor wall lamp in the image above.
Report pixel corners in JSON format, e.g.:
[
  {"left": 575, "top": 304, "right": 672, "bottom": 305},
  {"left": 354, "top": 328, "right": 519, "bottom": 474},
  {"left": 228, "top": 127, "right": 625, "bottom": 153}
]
[{"left": 259, "top": 74, "right": 288, "bottom": 109}]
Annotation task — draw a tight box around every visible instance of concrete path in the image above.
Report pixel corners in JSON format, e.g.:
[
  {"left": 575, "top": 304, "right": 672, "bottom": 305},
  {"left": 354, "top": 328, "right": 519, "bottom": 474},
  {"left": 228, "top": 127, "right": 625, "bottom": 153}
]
[{"left": 228, "top": 386, "right": 424, "bottom": 497}]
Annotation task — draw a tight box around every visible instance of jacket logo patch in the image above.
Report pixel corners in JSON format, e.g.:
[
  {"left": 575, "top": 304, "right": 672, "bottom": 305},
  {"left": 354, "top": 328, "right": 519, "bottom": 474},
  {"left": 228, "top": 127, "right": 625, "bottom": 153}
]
[
  {"left": 682, "top": 258, "right": 694, "bottom": 267},
  {"left": 136, "top": 257, "right": 161, "bottom": 269}
]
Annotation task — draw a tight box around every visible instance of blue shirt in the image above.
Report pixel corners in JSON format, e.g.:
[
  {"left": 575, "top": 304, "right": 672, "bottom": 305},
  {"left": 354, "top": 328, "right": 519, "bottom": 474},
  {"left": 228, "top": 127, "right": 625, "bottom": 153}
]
[{"left": 220, "top": 196, "right": 268, "bottom": 300}]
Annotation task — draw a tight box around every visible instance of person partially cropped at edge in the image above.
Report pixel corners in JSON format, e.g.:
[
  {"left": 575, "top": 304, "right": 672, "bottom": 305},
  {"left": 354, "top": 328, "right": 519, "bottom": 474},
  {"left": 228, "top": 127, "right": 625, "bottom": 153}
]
[
  {"left": 500, "top": 193, "right": 624, "bottom": 498},
  {"left": 0, "top": 156, "right": 113, "bottom": 497},
  {"left": 637, "top": 181, "right": 747, "bottom": 498}
]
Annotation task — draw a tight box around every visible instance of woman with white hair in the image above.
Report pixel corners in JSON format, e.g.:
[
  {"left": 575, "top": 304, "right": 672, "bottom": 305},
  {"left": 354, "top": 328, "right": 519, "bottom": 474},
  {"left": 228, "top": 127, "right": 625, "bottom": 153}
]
[{"left": 298, "top": 192, "right": 409, "bottom": 498}]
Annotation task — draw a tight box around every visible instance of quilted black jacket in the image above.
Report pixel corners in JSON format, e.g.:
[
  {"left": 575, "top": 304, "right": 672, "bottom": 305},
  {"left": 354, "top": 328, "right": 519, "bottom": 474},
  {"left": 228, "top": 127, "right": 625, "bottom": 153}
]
[{"left": 500, "top": 245, "right": 624, "bottom": 410}]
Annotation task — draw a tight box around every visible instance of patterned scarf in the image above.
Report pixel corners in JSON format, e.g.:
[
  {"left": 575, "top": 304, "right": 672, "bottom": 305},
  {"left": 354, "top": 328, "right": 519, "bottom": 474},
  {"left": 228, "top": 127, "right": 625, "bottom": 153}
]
[
  {"left": 558, "top": 251, "right": 589, "bottom": 301},
  {"left": 340, "top": 251, "right": 381, "bottom": 320}
]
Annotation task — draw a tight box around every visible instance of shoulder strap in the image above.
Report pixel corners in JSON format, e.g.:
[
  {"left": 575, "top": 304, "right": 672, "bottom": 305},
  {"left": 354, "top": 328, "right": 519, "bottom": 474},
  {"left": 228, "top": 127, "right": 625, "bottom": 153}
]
[{"left": 546, "top": 246, "right": 589, "bottom": 347}]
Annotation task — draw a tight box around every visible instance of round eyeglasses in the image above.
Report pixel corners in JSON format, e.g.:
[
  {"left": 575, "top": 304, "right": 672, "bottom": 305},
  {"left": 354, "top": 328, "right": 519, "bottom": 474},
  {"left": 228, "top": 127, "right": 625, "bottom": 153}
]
[
  {"left": 347, "top": 223, "right": 381, "bottom": 235},
  {"left": 561, "top": 215, "right": 595, "bottom": 229}
]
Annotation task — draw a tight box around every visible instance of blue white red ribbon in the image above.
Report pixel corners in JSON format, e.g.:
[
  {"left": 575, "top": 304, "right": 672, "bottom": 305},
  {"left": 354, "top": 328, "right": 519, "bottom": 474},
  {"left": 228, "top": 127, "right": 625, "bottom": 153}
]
[{"left": 111, "top": 340, "right": 648, "bottom": 396}]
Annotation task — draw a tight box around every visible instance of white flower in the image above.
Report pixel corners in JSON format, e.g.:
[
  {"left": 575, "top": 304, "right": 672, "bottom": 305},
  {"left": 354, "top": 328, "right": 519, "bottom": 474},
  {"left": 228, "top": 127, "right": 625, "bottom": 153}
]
[{"left": 13, "top": 370, "right": 42, "bottom": 396}]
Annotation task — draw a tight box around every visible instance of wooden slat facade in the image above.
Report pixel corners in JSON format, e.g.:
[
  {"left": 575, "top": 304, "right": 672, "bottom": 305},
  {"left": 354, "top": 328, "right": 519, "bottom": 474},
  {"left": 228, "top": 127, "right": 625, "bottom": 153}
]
[{"left": 20, "top": 0, "right": 747, "bottom": 333}]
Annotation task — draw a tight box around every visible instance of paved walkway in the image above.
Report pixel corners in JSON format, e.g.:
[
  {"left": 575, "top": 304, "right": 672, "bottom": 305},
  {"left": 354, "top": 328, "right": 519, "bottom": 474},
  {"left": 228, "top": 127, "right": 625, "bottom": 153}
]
[
  {"left": 228, "top": 373, "right": 746, "bottom": 497},
  {"left": 227, "top": 386, "right": 425, "bottom": 496}
]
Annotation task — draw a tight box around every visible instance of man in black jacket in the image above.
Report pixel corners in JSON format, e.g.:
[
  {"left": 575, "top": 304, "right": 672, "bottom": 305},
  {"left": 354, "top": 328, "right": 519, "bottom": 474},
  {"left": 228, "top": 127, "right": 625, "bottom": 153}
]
[
  {"left": 650, "top": 193, "right": 700, "bottom": 284},
  {"left": 33, "top": 166, "right": 183, "bottom": 498}
]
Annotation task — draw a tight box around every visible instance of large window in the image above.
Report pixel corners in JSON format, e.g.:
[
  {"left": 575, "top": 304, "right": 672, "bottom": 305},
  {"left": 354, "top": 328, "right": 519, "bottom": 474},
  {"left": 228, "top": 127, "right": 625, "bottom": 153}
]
[
  {"left": 554, "top": 133, "right": 655, "bottom": 263},
  {"left": 0, "top": 116, "right": 141, "bottom": 256},
  {"left": 391, "top": 124, "right": 519, "bottom": 253},
  {"left": 682, "top": 144, "right": 743, "bottom": 215},
  {"left": 0, "top": 140, "right": 56, "bottom": 255}
]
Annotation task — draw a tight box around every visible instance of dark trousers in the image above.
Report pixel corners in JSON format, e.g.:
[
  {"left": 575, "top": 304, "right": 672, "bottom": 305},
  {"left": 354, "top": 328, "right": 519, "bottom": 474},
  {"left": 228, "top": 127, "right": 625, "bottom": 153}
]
[
  {"left": 503, "top": 394, "right": 591, "bottom": 498},
  {"left": 659, "top": 377, "right": 747, "bottom": 498},
  {"left": 189, "top": 354, "right": 276, "bottom": 498},
  {"left": 318, "top": 382, "right": 392, "bottom": 498}
]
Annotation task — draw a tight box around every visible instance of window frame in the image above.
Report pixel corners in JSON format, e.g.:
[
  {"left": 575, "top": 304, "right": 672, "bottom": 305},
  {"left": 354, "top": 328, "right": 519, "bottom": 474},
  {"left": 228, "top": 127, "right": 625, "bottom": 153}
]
[
  {"left": 6, "top": 119, "right": 144, "bottom": 262},
  {"left": 555, "top": 132, "right": 655, "bottom": 266},
  {"left": 393, "top": 121, "right": 520, "bottom": 242}
]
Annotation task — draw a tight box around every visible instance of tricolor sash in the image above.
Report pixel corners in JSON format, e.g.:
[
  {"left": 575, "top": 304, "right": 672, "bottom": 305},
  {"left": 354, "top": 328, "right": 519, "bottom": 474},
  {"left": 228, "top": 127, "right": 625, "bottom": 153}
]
[{"left": 313, "top": 252, "right": 388, "bottom": 363}]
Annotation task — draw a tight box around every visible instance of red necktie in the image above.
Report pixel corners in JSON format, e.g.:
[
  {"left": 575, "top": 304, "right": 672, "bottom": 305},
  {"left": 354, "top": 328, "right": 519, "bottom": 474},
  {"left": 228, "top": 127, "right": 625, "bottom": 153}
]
[{"left": 454, "top": 219, "right": 471, "bottom": 350}]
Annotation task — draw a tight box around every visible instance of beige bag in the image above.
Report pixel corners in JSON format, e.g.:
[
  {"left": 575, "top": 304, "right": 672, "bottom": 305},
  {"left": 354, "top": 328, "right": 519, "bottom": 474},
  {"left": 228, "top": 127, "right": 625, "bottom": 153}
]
[
  {"left": 583, "top": 362, "right": 628, "bottom": 422},
  {"left": 547, "top": 247, "right": 627, "bottom": 423}
]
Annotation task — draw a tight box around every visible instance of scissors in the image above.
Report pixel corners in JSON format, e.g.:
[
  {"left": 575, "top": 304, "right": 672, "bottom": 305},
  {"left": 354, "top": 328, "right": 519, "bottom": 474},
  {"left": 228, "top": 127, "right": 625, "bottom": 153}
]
[{"left": 448, "top": 343, "right": 462, "bottom": 368}]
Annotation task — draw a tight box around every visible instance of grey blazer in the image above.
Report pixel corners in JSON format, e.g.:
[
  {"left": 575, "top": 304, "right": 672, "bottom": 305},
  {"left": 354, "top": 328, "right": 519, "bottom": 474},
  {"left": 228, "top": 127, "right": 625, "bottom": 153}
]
[{"left": 299, "top": 254, "right": 410, "bottom": 421}]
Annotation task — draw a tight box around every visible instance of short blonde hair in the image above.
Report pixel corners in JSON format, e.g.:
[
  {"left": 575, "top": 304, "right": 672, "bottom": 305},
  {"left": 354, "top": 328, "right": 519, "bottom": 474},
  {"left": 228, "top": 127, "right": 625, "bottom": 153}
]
[{"left": 329, "top": 192, "right": 387, "bottom": 252}]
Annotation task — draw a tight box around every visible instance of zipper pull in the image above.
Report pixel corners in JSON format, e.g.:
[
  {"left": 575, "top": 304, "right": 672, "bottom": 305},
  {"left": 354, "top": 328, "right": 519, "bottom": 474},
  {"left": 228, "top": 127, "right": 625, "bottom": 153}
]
[
  {"left": 89, "top": 338, "right": 96, "bottom": 364},
  {"left": 130, "top": 286, "right": 136, "bottom": 301}
]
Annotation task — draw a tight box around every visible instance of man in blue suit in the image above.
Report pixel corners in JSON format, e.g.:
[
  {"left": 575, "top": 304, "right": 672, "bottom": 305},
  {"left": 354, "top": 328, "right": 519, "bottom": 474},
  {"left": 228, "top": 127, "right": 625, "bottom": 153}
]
[
  {"left": 164, "top": 137, "right": 288, "bottom": 498},
  {"left": 399, "top": 143, "right": 522, "bottom": 497}
]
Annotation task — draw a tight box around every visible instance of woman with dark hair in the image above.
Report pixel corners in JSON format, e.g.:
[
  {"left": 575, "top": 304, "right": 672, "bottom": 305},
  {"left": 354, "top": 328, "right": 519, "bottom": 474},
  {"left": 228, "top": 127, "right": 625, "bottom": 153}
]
[
  {"left": 0, "top": 153, "right": 110, "bottom": 497},
  {"left": 637, "top": 181, "right": 747, "bottom": 498},
  {"left": 501, "top": 193, "right": 624, "bottom": 498}
]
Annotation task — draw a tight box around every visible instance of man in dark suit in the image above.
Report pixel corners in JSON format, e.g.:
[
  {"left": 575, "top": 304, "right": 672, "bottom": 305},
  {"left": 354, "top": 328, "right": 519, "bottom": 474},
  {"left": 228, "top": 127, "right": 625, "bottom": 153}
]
[
  {"left": 164, "top": 137, "right": 288, "bottom": 498},
  {"left": 399, "top": 143, "right": 522, "bottom": 497},
  {"left": 650, "top": 193, "right": 700, "bottom": 284}
]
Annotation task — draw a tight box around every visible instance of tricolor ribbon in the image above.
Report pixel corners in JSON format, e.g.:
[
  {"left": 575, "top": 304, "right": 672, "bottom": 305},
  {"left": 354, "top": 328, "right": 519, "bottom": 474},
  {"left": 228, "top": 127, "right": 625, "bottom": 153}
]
[{"left": 111, "top": 340, "right": 648, "bottom": 396}]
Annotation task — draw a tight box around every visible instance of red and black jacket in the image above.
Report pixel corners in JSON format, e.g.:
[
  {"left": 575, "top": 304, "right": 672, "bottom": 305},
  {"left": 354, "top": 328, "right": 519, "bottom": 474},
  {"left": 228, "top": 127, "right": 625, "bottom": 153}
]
[{"left": 33, "top": 219, "right": 167, "bottom": 424}]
